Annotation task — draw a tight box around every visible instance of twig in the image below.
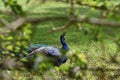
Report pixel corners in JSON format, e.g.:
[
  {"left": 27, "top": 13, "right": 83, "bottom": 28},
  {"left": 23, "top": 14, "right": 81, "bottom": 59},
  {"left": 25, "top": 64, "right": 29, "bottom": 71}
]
[{"left": 48, "top": 20, "right": 76, "bottom": 33}]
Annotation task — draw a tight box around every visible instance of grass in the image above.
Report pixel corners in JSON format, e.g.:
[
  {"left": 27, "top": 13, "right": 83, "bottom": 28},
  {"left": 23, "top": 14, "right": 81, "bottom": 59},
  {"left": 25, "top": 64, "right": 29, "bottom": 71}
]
[{"left": 26, "top": 1, "right": 120, "bottom": 79}]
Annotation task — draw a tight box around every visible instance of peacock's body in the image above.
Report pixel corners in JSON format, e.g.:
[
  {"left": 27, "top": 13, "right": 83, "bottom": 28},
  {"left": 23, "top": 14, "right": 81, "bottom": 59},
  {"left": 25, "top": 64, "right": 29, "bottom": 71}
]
[{"left": 26, "top": 33, "right": 69, "bottom": 66}]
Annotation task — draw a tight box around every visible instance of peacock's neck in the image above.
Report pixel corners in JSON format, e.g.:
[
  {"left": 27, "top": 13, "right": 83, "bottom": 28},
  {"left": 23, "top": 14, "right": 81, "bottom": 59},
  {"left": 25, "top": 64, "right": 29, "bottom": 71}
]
[{"left": 60, "top": 37, "right": 69, "bottom": 50}]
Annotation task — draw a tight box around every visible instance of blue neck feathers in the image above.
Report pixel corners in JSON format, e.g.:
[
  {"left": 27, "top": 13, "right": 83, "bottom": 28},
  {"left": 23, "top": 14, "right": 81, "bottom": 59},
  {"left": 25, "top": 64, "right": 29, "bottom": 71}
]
[{"left": 60, "top": 33, "right": 69, "bottom": 50}]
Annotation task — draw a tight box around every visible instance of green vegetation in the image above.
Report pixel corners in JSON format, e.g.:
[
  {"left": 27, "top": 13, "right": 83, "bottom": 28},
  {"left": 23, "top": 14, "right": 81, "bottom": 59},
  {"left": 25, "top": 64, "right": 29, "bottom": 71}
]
[{"left": 0, "top": 0, "right": 120, "bottom": 80}]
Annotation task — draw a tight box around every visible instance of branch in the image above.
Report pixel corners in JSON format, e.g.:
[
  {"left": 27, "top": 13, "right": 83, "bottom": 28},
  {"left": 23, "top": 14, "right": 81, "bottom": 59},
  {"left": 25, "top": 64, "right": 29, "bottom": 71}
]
[
  {"left": 0, "top": 9, "right": 13, "bottom": 16},
  {"left": 76, "top": 16, "right": 120, "bottom": 27},
  {"left": 27, "top": 16, "right": 68, "bottom": 24},
  {"left": 49, "top": 15, "right": 120, "bottom": 32},
  {"left": 0, "top": 17, "right": 26, "bottom": 34},
  {"left": 0, "top": 16, "right": 68, "bottom": 35},
  {"left": 48, "top": 20, "right": 76, "bottom": 33},
  {"left": 1, "top": 14, "right": 120, "bottom": 35}
]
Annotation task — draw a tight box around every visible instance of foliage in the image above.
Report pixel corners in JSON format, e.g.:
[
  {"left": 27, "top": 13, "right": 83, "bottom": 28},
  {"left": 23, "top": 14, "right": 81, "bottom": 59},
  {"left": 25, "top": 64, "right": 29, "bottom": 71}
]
[
  {"left": 3, "top": 0, "right": 24, "bottom": 15},
  {"left": 0, "top": 23, "right": 31, "bottom": 57}
]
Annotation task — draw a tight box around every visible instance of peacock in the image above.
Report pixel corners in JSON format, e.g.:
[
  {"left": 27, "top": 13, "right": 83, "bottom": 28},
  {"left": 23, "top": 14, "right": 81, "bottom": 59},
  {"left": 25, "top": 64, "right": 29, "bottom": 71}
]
[{"left": 26, "top": 32, "right": 69, "bottom": 66}]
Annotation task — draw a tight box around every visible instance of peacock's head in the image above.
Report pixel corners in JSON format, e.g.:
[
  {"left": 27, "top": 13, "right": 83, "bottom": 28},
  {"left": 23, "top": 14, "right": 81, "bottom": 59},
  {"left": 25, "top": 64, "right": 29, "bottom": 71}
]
[{"left": 60, "top": 32, "right": 66, "bottom": 40}]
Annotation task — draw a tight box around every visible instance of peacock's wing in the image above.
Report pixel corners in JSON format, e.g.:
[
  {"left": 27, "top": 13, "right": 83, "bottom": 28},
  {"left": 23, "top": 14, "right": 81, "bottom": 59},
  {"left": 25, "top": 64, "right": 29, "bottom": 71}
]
[
  {"left": 43, "top": 46, "right": 61, "bottom": 56},
  {"left": 26, "top": 45, "right": 67, "bottom": 66},
  {"left": 26, "top": 46, "right": 61, "bottom": 58},
  {"left": 27, "top": 44, "right": 48, "bottom": 53}
]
